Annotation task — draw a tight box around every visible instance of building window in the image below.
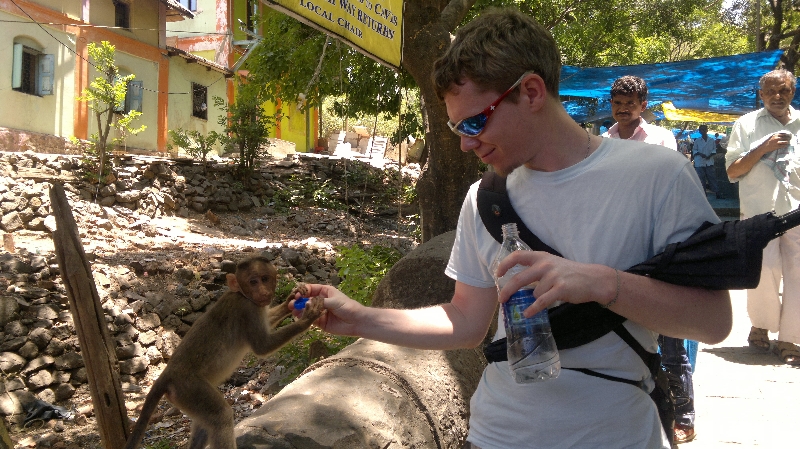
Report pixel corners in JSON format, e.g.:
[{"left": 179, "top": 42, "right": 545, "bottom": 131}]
[
  {"left": 12, "top": 43, "right": 54, "bottom": 96},
  {"left": 114, "top": 1, "right": 131, "bottom": 29},
  {"left": 114, "top": 78, "right": 143, "bottom": 114},
  {"left": 180, "top": 0, "right": 197, "bottom": 11},
  {"left": 192, "top": 83, "right": 207, "bottom": 120},
  {"left": 125, "top": 80, "right": 143, "bottom": 113}
]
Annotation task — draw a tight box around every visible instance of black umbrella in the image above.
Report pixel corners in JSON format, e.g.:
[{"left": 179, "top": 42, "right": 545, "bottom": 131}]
[{"left": 626, "top": 208, "right": 800, "bottom": 290}]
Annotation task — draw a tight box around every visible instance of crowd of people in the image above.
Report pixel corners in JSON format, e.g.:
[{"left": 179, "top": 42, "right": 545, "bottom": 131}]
[{"left": 289, "top": 7, "right": 798, "bottom": 449}]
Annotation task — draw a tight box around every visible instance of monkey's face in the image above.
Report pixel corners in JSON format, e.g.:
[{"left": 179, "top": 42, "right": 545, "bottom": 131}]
[{"left": 238, "top": 261, "right": 277, "bottom": 307}]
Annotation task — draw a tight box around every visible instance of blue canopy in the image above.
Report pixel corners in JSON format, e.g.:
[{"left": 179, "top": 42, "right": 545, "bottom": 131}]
[{"left": 560, "top": 50, "right": 787, "bottom": 122}]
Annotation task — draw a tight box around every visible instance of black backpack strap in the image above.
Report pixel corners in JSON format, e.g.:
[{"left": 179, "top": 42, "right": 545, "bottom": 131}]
[
  {"left": 613, "top": 325, "right": 660, "bottom": 374},
  {"left": 477, "top": 171, "right": 562, "bottom": 255}
]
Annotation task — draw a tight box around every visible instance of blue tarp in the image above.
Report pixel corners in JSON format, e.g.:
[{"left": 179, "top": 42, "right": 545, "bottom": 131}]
[{"left": 560, "top": 50, "right": 786, "bottom": 122}]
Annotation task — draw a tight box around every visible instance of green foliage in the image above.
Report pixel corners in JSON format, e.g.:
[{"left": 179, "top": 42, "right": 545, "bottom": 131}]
[
  {"left": 335, "top": 244, "right": 402, "bottom": 306},
  {"left": 167, "top": 129, "right": 221, "bottom": 166},
  {"left": 243, "top": 10, "right": 423, "bottom": 145},
  {"left": 76, "top": 41, "right": 146, "bottom": 184},
  {"left": 276, "top": 326, "right": 357, "bottom": 381},
  {"left": 271, "top": 175, "right": 345, "bottom": 212},
  {"left": 214, "top": 83, "right": 275, "bottom": 180},
  {"left": 144, "top": 440, "right": 177, "bottom": 449}
]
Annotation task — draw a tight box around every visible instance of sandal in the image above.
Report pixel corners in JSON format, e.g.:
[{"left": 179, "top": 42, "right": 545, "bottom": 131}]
[
  {"left": 674, "top": 426, "right": 696, "bottom": 444},
  {"left": 747, "top": 326, "right": 770, "bottom": 351},
  {"left": 772, "top": 341, "right": 800, "bottom": 366}
]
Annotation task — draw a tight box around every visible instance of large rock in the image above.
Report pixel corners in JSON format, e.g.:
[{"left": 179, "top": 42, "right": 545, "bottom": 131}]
[{"left": 235, "top": 231, "right": 486, "bottom": 448}]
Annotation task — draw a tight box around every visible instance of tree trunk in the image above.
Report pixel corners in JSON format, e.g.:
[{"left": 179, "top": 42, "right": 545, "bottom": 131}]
[{"left": 402, "top": 0, "right": 481, "bottom": 242}]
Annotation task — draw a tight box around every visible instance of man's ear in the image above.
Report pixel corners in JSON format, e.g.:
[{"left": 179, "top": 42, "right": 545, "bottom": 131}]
[
  {"left": 641, "top": 100, "right": 649, "bottom": 110},
  {"left": 226, "top": 273, "right": 240, "bottom": 292},
  {"left": 518, "top": 74, "right": 548, "bottom": 111}
]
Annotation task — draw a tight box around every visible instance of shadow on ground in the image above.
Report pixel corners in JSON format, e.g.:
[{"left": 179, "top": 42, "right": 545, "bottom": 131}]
[{"left": 702, "top": 345, "right": 790, "bottom": 366}]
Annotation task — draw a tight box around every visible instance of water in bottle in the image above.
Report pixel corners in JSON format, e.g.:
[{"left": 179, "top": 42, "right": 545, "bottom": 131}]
[{"left": 491, "top": 223, "right": 560, "bottom": 383}]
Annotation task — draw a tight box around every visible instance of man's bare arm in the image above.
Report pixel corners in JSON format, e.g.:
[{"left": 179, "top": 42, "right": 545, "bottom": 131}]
[{"left": 728, "top": 132, "right": 790, "bottom": 179}]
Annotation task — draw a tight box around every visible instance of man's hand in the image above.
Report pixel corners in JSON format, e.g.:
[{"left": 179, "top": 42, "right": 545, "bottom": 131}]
[
  {"left": 290, "top": 284, "right": 364, "bottom": 336},
  {"left": 728, "top": 131, "right": 791, "bottom": 179},
  {"left": 494, "top": 251, "right": 617, "bottom": 317},
  {"left": 760, "top": 132, "right": 792, "bottom": 155}
]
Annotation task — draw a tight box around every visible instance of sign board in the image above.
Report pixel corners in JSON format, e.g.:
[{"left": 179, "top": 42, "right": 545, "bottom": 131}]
[{"left": 261, "top": 0, "right": 403, "bottom": 69}]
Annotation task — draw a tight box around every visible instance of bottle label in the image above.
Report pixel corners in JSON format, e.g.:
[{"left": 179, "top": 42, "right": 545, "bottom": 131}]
[{"left": 504, "top": 289, "right": 536, "bottom": 325}]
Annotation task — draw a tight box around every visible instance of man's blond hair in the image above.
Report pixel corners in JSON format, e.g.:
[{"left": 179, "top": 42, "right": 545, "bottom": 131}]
[{"left": 432, "top": 8, "right": 561, "bottom": 101}]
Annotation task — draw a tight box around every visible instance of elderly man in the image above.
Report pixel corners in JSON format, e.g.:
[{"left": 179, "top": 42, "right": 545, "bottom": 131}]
[
  {"left": 726, "top": 68, "right": 800, "bottom": 366},
  {"left": 305, "top": 8, "right": 732, "bottom": 448}
]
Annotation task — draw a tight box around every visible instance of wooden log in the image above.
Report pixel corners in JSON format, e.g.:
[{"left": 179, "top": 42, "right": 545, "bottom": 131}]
[{"left": 49, "top": 183, "right": 129, "bottom": 448}]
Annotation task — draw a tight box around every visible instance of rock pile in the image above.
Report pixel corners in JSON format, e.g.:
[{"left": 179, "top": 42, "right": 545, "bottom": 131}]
[{"left": 0, "top": 150, "right": 418, "bottom": 235}]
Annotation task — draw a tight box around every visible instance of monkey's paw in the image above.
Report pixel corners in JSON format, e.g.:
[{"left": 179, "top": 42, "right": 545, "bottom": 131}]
[
  {"left": 287, "top": 283, "right": 310, "bottom": 302},
  {"left": 298, "top": 296, "right": 325, "bottom": 322}
]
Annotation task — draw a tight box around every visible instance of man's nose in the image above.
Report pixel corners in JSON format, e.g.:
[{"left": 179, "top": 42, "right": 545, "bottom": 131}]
[{"left": 460, "top": 136, "right": 481, "bottom": 152}]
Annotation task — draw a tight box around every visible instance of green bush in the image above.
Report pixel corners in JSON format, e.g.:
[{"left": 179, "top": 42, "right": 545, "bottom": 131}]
[{"left": 336, "top": 244, "right": 402, "bottom": 305}]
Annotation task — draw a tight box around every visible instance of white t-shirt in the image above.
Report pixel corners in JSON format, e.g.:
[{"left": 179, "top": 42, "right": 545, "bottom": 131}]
[
  {"left": 446, "top": 138, "right": 718, "bottom": 449},
  {"left": 725, "top": 107, "right": 800, "bottom": 218}
]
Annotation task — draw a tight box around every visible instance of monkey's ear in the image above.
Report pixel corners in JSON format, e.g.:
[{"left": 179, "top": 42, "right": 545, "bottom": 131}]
[{"left": 226, "top": 273, "right": 240, "bottom": 292}]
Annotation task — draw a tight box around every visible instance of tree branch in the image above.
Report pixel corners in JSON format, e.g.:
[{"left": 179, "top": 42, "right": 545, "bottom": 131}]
[{"left": 440, "top": 0, "right": 477, "bottom": 33}]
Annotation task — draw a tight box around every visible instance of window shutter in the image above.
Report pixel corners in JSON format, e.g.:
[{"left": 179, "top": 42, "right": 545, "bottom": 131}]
[
  {"left": 126, "top": 80, "right": 143, "bottom": 113},
  {"left": 12, "top": 44, "right": 23, "bottom": 89},
  {"left": 37, "top": 54, "right": 55, "bottom": 95}
]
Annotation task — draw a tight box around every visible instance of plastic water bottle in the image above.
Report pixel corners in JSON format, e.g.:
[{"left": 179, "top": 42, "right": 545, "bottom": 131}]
[{"left": 490, "top": 223, "right": 560, "bottom": 383}]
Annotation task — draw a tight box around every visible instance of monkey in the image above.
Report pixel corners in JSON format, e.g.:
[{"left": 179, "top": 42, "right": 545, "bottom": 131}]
[{"left": 124, "top": 256, "right": 324, "bottom": 449}]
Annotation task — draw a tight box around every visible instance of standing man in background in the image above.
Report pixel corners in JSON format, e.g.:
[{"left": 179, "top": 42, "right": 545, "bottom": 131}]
[
  {"left": 726, "top": 68, "right": 800, "bottom": 366},
  {"left": 602, "top": 75, "right": 677, "bottom": 150},
  {"left": 604, "top": 74, "right": 697, "bottom": 444},
  {"left": 693, "top": 124, "right": 723, "bottom": 199}
]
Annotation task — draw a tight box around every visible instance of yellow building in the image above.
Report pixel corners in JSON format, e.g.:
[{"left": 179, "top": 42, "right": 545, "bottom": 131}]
[
  {"left": 0, "top": 0, "right": 231, "bottom": 153},
  {"left": 166, "top": 0, "right": 319, "bottom": 152}
]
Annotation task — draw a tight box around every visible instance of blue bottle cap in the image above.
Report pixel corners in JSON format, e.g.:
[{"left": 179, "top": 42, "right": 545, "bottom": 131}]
[{"left": 294, "top": 297, "right": 310, "bottom": 310}]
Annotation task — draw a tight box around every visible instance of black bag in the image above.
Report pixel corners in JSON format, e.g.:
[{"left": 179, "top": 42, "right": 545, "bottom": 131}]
[{"left": 477, "top": 171, "right": 675, "bottom": 444}]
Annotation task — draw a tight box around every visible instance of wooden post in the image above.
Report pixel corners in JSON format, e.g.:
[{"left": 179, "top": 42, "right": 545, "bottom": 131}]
[
  {"left": 0, "top": 418, "right": 13, "bottom": 449},
  {"left": 49, "top": 183, "right": 129, "bottom": 448}
]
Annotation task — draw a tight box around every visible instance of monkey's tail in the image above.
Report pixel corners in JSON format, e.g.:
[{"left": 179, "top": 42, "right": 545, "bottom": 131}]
[{"left": 124, "top": 378, "right": 168, "bottom": 449}]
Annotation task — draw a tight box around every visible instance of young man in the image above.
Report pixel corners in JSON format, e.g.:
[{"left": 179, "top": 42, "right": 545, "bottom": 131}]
[
  {"left": 604, "top": 76, "right": 698, "bottom": 444},
  {"left": 726, "top": 69, "right": 800, "bottom": 366},
  {"left": 602, "top": 75, "right": 678, "bottom": 150},
  {"left": 305, "top": 9, "right": 731, "bottom": 448},
  {"left": 693, "top": 124, "right": 723, "bottom": 199}
]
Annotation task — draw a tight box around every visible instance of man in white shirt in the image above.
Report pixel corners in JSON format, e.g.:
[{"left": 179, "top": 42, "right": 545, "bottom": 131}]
[
  {"left": 303, "top": 9, "right": 732, "bottom": 448},
  {"left": 693, "top": 124, "right": 724, "bottom": 199},
  {"left": 603, "top": 74, "right": 697, "bottom": 444},
  {"left": 602, "top": 75, "right": 677, "bottom": 151},
  {"left": 726, "top": 68, "right": 800, "bottom": 366}
]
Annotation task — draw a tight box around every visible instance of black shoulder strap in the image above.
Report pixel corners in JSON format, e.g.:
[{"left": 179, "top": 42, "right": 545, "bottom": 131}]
[
  {"left": 477, "top": 172, "right": 561, "bottom": 256},
  {"left": 477, "top": 171, "right": 627, "bottom": 350}
]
